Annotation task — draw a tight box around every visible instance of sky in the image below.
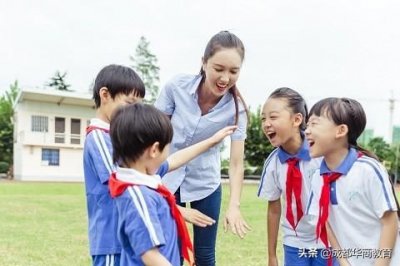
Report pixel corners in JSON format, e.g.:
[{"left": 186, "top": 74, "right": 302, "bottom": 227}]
[{"left": 1, "top": 0, "right": 400, "bottom": 142}]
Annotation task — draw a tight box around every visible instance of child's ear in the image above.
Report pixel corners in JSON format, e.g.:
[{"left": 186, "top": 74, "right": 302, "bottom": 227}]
[
  {"left": 293, "top": 113, "right": 303, "bottom": 128},
  {"left": 336, "top": 124, "right": 348, "bottom": 138},
  {"left": 148, "top": 142, "right": 161, "bottom": 159},
  {"left": 99, "top": 87, "right": 110, "bottom": 102}
]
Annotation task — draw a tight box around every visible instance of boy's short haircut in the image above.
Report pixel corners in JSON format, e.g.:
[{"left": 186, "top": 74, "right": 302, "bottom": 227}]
[
  {"left": 93, "top": 64, "right": 146, "bottom": 108},
  {"left": 110, "top": 103, "right": 173, "bottom": 166}
]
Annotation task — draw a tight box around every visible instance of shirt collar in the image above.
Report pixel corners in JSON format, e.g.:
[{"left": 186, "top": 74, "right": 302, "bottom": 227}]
[
  {"left": 115, "top": 166, "right": 161, "bottom": 189},
  {"left": 90, "top": 118, "right": 110, "bottom": 131},
  {"left": 277, "top": 134, "right": 311, "bottom": 163},
  {"left": 320, "top": 147, "right": 358, "bottom": 175},
  {"left": 189, "top": 75, "right": 203, "bottom": 97}
]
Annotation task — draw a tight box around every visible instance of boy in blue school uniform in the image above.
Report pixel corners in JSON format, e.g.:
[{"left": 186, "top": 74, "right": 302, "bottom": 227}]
[
  {"left": 84, "top": 64, "right": 217, "bottom": 266},
  {"left": 83, "top": 64, "right": 145, "bottom": 266},
  {"left": 108, "top": 103, "right": 236, "bottom": 265}
]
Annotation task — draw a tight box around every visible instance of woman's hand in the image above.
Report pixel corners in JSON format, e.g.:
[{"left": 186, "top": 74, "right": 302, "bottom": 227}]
[
  {"left": 178, "top": 206, "right": 216, "bottom": 227},
  {"left": 223, "top": 204, "right": 251, "bottom": 238}
]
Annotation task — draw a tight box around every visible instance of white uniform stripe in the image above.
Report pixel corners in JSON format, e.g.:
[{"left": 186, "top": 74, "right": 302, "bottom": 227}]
[
  {"left": 110, "top": 255, "right": 114, "bottom": 266},
  {"left": 357, "top": 158, "right": 394, "bottom": 210},
  {"left": 105, "top": 255, "right": 109, "bottom": 266},
  {"left": 133, "top": 186, "right": 161, "bottom": 245},
  {"left": 257, "top": 149, "right": 278, "bottom": 196},
  {"left": 94, "top": 130, "right": 114, "bottom": 172},
  {"left": 128, "top": 187, "right": 161, "bottom": 245},
  {"left": 92, "top": 130, "right": 114, "bottom": 174}
]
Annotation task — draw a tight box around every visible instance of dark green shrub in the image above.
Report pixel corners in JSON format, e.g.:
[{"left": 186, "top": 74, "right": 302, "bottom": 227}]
[{"left": 0, "top": 161, "right": 9, "bottom": 173}]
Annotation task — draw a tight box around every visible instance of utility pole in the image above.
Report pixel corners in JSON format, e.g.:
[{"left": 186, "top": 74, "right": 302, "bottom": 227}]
[
  {"left": 389, "top": 90, "right": 400, "bottom": 184},
  {"left": 395, "top": 143, "right": 399, "bottom": 185},
  {"left": 389, "top": 90, "right": 395, "bottom": 144}
]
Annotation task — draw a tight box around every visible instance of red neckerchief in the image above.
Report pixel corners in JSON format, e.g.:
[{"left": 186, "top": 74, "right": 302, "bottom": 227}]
[
  {"left": 316, "top": 152, "right": 363, "bottom": 266},
  {"left": 316, "top": 172, "right": 341, "bottom": 266},
  {"left": 285, "top": 157, "right": 303, "bottom": 234},
  {"left": 86, "top": 125, "right": 109, "bottom": 135},
  {"left": 109, "top": 173, "right": 194, "bottom": 266},
  {"left": 316, "top": 152, "right": 364, "bottom": 248}
]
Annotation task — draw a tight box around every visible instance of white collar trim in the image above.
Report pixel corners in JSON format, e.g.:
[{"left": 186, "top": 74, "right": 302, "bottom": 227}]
[
  {"left": 90, "top": 118, "right": 110, "bottom": 131},
  {"left": 115, "top": 166, "right": 161, "bottom": 189}
]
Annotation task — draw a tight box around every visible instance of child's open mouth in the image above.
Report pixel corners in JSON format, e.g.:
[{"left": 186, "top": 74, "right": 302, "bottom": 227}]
[
  {"left": 307, "top": 139, "right": 315, "bottom": 147},
  {"left": 267, "top": 132, "right": 276, "bottom": 139}
]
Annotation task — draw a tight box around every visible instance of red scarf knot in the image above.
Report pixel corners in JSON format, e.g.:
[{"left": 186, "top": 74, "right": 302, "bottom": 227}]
[{"left": 285, "top": 157, "right": 304, "bottom": 234}]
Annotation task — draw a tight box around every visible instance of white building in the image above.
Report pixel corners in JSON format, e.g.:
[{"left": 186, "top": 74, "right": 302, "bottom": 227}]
[{"left": 13, "top": 88, "right": 95, "bottom": 181}]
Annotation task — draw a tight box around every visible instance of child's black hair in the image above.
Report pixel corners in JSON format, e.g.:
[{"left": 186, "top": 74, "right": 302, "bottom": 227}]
[
  {"left": 269, "top": 87, "right": 308, "bottom": 130},
  {"left": 93, "top": 64, "right": 145, "bottom": 108},
  {"left": 308, "top": 97, "right": 376, "bottom": 159},
  {"left": 110, "top": 103, "right": 173, "bottom": 167},
  {"left": 309, "top": 97, "right": 400, "bottom": 218}
]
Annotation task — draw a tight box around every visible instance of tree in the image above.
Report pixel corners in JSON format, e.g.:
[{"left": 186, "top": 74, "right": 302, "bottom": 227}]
[
  {"left": 390, "top": 143, "right": 400, "bottom": 183},
  {"left": 46, "top": 71, "right": 71, "bottom": 91},
  {"left": 130, "top": 36, "right": 160, "bottom": 104},
  {"left": 366, "top": 137, "right": 394, "bottom": 162},
  {"left": 0, "top": 81, "right": 19, "bottom": 165},
  {"left": 244, "top": 106, "right": 274, "bottom": 174}
]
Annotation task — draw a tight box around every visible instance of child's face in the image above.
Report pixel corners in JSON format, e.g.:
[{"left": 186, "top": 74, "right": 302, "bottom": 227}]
[
  {"left": 261, "top": 98, "right": 299, "bottom": 148},
  {"left": 106, "top": 91, "right": 143, "bottom": 122},
  {"left": 202, "top": 48, "right": 242, "bottom": 98},
  {"left": 305, "top": 113, "right": 338, "bottom": 158}
]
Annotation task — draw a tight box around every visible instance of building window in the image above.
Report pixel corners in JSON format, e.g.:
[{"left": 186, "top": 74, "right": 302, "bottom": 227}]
[
  {"left": 41, "top": 149, "right": 60, "bottom": 166},
  {"left": 31, "top": 116, "right": 48, "bottom": 132},
  {"left": 70, "top": 118, "right": 81, "bottom": 144},
  {"left": 55, "top": 117, "right": 65, "bottom": 143}
]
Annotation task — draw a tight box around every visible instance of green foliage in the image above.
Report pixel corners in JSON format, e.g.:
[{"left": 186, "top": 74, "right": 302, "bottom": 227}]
[
  {"left": 244, "top": 106, "right": 274, "bottom": 174},
  {"left": 366, "top": 137, "right": 394, "bottom": 162},
  {"left": 0, "top": 162, "right": 9, "bottom": 173},
  {"left": 221, "top": 159, "right": 229, "bottom": 175},
  {"left": 130, "top": 36, "right": 160, "bottom": 104},
  {"left": 0, "top": 81, "right": 19, "bottom": 164},
  {"left": 46, "top": 71, "right": 71, "bottom": 91}
]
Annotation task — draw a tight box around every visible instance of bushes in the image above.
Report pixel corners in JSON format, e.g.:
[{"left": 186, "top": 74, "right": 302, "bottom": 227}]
[{"left": 0, "top": 161, "right": 9, "bottom": 173}]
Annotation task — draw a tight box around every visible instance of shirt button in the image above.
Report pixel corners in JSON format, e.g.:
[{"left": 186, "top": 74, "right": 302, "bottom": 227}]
[{"left": 331, "top": 188, "right": 334, "bottom": 191}]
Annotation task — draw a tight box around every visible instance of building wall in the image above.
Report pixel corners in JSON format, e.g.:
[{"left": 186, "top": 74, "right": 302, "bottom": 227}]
[
  {"left": 393, "top": 126, "right": 400, "bottom": 144},
  {"left": 14, "top": 146, "right": 85, "bottom": 182},
  {"left": 13, "top": 99, "right": 95, "bottom": 181}
]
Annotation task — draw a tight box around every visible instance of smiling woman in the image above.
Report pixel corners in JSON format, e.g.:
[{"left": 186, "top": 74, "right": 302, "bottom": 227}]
[{"left": 155, "top": 31, "right": 250, "bottom": 266}]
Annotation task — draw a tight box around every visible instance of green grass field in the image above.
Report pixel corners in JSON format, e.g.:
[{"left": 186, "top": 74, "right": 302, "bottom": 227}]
[{"left": 0, "top": 182, "right": 276, "bottom": 266}]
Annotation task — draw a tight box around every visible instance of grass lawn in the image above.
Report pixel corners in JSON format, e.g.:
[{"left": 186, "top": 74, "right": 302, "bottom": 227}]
[{"left": 0, "top": 181, "right": 275, "bottom": 266}]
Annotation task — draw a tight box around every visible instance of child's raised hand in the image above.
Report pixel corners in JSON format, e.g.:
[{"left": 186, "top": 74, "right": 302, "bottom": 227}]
[{"left": 210, "top": 125, "right": 237, "bottom": 145}]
